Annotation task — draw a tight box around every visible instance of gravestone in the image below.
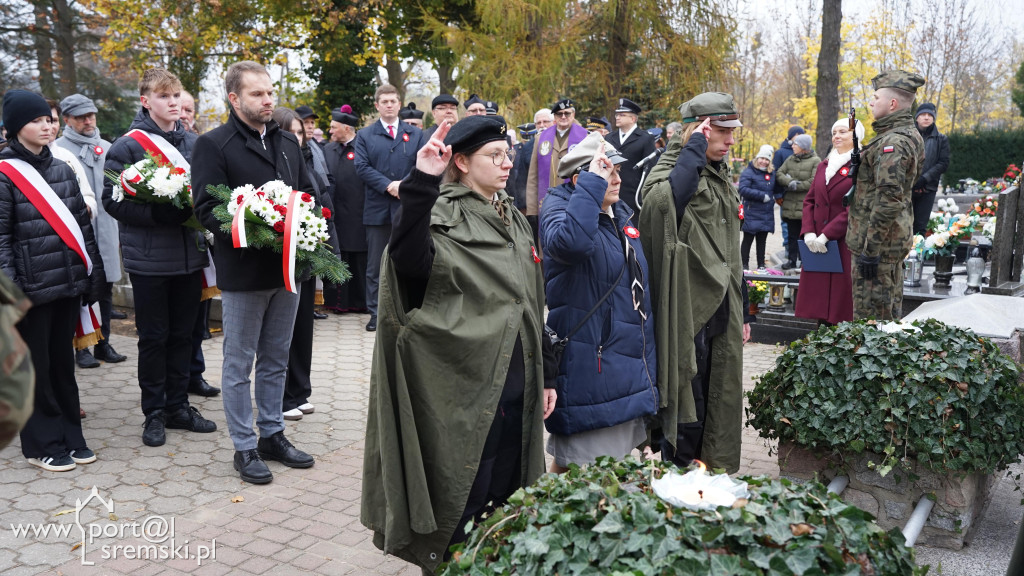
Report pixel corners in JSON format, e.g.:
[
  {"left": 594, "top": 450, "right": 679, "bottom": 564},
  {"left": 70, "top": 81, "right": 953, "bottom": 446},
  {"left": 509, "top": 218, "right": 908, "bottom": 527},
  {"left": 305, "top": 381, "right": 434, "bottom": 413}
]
[{"left": 983, "top": 185, "right": 1024, "bottom": 296}]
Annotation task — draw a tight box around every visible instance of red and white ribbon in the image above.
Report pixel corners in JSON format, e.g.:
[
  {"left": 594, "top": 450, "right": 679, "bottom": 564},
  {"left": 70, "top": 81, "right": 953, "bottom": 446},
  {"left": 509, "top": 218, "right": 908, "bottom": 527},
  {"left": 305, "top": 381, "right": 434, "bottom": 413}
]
[
  {"left": 124, "top": 130, "right": 190, "bottom": 170},
  {"left": 76, "top": 302, "right": 101, "bottom": 338},
  {"left": 231, "top": 193, "right": 257, "bottom": 248},
  {"left": 0, "top": 159, "right": 92, "bottom": 274},
  {"left": 282, "top": 191, "right": 302, "bottom": 293}
]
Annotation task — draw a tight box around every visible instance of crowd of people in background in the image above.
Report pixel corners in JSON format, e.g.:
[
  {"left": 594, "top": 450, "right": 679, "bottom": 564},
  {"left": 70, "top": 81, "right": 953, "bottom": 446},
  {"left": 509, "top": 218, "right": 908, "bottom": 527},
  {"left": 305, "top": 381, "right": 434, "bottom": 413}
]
[{"left": 0, "top": 63, "right": 934, "bottom": 574}]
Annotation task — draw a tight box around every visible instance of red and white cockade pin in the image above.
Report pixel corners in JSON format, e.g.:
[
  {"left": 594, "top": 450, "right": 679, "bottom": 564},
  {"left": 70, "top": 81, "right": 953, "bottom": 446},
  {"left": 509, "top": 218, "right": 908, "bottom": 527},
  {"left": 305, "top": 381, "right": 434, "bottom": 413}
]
[
  {"left": 839, "top": 166, "right": 849, "bottom": 176},
  {"left": 764, "top": 174, "right": 770, "bottom": 181},
  {"left": 531, "top": 245, "right": 541, "bottom": 263},
  {"left": 402, "top": 133, "right": 410, "bottom": 142},
  {"left": 347, "top": 151, "right": 355, "bottom": 160},
  {"left": 93, "top": 145, "right": 104, "bottom": 156},
  {"left": 623, "top": 225, "right": 640, "bottom": 239}
]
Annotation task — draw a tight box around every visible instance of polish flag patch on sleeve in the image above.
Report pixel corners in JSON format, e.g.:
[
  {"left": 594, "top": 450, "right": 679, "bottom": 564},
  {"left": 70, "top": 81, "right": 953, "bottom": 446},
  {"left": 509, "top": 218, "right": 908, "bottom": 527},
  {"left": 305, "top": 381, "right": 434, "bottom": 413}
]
[{"left": 883, "top": 145, "right": 895, "bottom": 153}]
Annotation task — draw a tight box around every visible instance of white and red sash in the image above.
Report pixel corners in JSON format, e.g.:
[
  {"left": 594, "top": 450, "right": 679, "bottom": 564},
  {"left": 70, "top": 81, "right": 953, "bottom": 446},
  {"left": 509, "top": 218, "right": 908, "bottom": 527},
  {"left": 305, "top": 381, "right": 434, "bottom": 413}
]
[
  {"left": 124, "top": 129, "right": 190, "bottom": 171},
  {"left": 0, "top": 158, "right": 93, "bottom": 274},
  {"left": 74, "top": 302, "right": 102, "bottom": 350}
]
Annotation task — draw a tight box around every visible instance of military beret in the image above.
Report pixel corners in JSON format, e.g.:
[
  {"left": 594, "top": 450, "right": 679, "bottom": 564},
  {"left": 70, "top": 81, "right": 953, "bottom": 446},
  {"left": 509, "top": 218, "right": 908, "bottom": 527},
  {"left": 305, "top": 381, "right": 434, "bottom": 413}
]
[
  {"left": 557, "top": 131, "right": 628, "bottom": 178},
  {"left": 464, "top": 94, "right": 485, "bottom": 109},
  {"left": 331, "top": 104, "right": 358, "bottom": 127},
  {"left": 552, "top": 98, "right": 575, "bottom": 112},
  {"left": 614, "top": 97, "right": 641, "bottom": 115},
  {"left": 431, "top": 94, "right": 459, "bottom": 108},
  {"left": 484, "top": 101, "right": 499, "bottom": 115},
  {"left": 872, "top": 70, "right": 925, "bottom": 94},
  {"left": 294, "top": 105, "right": 318, "bottom": 120},
  {"left": 444, "top": 115, "right": 508, "bottom": 154},
  {"left": 678, "top": 92, "right": 742, "bottom": 128},
  {"left": 59, "top": 93, "right": 98, "bottom": 117},
  {"left": 399, "top": 102, "right": 424, "bottom": 120}
]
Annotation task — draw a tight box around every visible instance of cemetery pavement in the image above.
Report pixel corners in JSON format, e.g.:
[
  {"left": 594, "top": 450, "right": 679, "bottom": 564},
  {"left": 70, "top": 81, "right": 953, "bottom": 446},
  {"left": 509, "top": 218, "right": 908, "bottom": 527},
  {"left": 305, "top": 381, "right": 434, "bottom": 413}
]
[{"left": 0, "top": 310, "right": 1020, "bottom": 575}]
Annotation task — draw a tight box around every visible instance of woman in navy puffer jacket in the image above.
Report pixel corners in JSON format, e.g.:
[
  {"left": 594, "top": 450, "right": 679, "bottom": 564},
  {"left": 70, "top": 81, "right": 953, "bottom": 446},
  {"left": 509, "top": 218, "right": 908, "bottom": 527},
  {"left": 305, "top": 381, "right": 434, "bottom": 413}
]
[
  {"left": 540, "top": 132, "right": 658, "bottom": 472},
  {"left": 739, "top": 144, "right": 776, "bottom": 270}
]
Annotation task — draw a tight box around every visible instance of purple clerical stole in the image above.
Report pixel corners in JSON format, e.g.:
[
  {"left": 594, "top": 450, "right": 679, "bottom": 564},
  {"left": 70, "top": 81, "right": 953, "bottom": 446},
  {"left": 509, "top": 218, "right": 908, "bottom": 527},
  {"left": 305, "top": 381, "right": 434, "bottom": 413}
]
[{"left": 535, "top": 124, "right": 588, "bottom": 204}]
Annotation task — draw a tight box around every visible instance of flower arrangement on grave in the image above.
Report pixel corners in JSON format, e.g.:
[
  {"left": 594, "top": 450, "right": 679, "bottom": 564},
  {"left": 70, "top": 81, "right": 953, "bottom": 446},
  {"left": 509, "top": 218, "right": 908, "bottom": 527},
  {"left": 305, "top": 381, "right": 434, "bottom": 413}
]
[
  {"left": 919, "top": 212, "right": 976, "bottom": 257},
  {"left": 969, "top": 194, "right": 998, "bottom": 218},
  {"left": 1005, "top": 163, "right": 1021, "bottom": 183},
  {"left": 746, "top": 320, "right": 1024, "bottom": 478},
  {"left": 206, "top": 181, "right": 349, "bottom": 287},
  {"left": 438, "top": 456, "right": 922, "bottom": 575},
  {"left": 746, "top": 278, "right": 769, "bottom": 304},
  {"left": 934, "top": 197, "right": 957, "bottom": 216},
  {"left": 982, "top": 217, "right": 997, "bottom": 240},
  {"left": 105, "top": 153, "right": 203, "bottom": 231}
]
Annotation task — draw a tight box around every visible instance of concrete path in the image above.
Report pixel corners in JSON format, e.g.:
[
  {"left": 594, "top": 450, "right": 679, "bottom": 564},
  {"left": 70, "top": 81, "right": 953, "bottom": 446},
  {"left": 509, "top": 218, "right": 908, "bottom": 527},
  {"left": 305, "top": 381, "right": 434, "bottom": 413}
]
[{"left": 1, "top": 237, "right": 1020, "bottom": 576}]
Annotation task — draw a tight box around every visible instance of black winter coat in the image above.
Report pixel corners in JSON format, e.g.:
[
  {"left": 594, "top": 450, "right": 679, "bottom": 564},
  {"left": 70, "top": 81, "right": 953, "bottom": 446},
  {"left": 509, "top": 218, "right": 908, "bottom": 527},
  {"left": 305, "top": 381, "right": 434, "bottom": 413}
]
[
  {"left": 192, "top": 110, "right": 315, "bottom": 292},
  {"left": 324, "top": 140, "right": 367, "bottom": 252},
  {"left": 0, "top": 141, "right": 102, "bottom": 305},
  {"left": 102, "top": 108, "right": 208, "bottom": 277},
  {"left": 915, "top": 124, "right": 950, "bottom": 193}
]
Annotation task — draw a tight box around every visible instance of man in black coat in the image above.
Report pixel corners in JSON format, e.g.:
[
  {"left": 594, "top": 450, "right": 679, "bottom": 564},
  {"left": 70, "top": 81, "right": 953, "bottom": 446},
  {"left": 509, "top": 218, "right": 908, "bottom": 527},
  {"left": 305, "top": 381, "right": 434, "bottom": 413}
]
[
  {"left": 912, "top": 102, "right": 950, "bottom": 235},
  {"left": 192, "top": 60, "right": 317, "bottom": 485},
  {"left": 323, "top": 107, "right": 368, "bottom": 313},
  {"left": 353, "top": 84, "right": 424, "bottom": 332},
  {"left": 606, "top": 97, "right": 656, "bottom": 225}
]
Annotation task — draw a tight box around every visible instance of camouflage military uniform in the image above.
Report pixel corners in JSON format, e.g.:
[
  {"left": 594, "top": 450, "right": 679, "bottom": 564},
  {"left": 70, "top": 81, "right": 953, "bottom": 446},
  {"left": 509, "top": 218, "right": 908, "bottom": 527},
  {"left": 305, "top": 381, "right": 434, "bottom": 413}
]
[
  {"left": 847, "top": 108, "right": 925, "bottom": 319},
  {"left": 0, "top": 270, "right": 33, "bottom": 450}
]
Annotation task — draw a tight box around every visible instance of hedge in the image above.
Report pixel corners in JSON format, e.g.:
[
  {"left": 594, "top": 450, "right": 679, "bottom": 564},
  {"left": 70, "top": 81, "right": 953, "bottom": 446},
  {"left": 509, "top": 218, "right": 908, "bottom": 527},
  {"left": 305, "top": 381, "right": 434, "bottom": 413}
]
[{"left": 945, "top": 129, "right": 1024, "bottom": 186}]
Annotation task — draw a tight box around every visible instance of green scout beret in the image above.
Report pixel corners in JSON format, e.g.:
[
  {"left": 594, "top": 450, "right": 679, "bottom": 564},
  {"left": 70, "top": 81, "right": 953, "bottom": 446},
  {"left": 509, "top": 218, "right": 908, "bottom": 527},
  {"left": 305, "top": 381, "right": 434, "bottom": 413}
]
[
  {"left": 678, "top": 92, "right": 742, "bottom": 127},
  {"left": 871, "top": 70, "right": 926, "bottom": 93}
]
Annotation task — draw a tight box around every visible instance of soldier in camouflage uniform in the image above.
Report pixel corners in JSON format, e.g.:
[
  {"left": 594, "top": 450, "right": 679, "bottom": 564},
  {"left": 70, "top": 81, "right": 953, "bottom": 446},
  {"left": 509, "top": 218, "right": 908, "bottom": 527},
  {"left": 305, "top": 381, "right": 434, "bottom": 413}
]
[
  {"left": 0, "top": 269, "right": 34, "bottom": 450},
  {"left": 846, "top": 70, "right": 926, "bottom": 320}
]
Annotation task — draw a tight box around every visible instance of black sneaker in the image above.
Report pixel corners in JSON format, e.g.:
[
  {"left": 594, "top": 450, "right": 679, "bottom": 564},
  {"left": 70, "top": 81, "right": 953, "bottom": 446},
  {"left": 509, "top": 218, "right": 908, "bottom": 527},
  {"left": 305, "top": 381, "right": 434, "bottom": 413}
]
[
  {"left": 257, "top": 431, "right": 314, "bottom": 468},
  {"left": 76, "top": 349, "right": 100, "bottom": 369},
  {"left": 166, "top": 406, "right": 217, "bottom": 433},
  {"left": 28, "top": 453, "right": 76, "bottom": 472},
  {"left": 234, "top": 449, "right": 273, "bottom": 484},
  {"left": 143, "top": 410, "right": 166, "bottom": 447},
  {"left": 69, "top": 448, "right": 97, "bottom": 464}
]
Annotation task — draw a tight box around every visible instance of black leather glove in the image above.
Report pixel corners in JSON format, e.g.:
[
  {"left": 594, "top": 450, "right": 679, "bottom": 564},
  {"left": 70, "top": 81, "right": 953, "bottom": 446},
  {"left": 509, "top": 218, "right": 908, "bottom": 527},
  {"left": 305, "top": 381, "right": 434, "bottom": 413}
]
[
  {"left": 857, "top": 254, "right": 881, "bottom": 280},
  {"left": 152, "top": 203, "right": 192, "bottom": 225}
]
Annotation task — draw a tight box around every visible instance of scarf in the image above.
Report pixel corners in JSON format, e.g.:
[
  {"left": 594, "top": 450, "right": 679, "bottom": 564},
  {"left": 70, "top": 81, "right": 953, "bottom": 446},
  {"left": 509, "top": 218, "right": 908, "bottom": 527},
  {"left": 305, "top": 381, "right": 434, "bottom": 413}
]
[
  {"left": 824, "top": 148, "right": 853, "bottom": 185},
  {"left": 60, "top": 127, "right": 103, "bottom": 169}
]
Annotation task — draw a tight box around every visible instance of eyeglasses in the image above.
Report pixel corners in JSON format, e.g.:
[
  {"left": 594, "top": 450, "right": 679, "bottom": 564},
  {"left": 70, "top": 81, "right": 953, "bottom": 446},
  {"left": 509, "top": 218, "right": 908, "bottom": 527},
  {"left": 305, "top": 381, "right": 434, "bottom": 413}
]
[
  {"left": 474, "top": 149, "right": 516, "bottom": 166},
  {"left": 554, "top": 111, "right": 574, "bottom": 118}
]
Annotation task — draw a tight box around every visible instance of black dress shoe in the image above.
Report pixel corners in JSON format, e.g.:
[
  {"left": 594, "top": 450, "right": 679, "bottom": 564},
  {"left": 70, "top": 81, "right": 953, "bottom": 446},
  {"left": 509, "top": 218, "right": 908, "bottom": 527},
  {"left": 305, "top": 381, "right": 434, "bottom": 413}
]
[
  {"left": 187, "top": 378, "right": 221, "bottom": 397},
  {"left": 365, "top": 315, "right": 377, "bottom": 332},
  {"left": 110, "top": 309, "right": 127, "bottom": 320},
  {"left": 93, "top": 342, "right": 127, "bottom": 363},
  {"left": 781, "top": 261, "right": 798, "bottom": 270},
  {"left": 76, "top": 349, "right": 100, "bottom": 369},
  {"left": 142, "top": 410, "right": 166, "bottom": 447},
  {"left": 165, "top": 406, "right": 217, "bottom": 433},
  {"left": 313, "top": 311, "right": 328, "bottom": 320},
  {"left": 234, "top": 449, "right": 273, "bottom": 484},
  {"left": 257, "top": 431, "right": 314, "bottom": 468}
]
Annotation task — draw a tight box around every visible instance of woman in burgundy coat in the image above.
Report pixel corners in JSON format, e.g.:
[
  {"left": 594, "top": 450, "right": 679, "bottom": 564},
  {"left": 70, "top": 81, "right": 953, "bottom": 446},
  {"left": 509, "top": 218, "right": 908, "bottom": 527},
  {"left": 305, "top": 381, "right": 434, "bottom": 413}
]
[{"left": 794, "top": 118, "right": 864, "bottom": 325}]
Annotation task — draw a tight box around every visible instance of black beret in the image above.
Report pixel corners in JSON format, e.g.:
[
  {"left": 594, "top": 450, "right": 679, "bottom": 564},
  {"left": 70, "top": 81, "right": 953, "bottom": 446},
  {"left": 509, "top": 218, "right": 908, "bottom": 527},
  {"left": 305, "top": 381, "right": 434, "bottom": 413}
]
[
  {"left": 444, "top": 115, "right": 508, "bottom": 154},
  {"left": 432, "top": 94, "right": 458, "bottom": 108},
  {"left": 399, "top": 102, "right": 424, "bottom": 120},
  {"left": 294, "top": 105, "right": 318, "bottom": 120},
  {"left": 552, "top": 98, "right": 575, "bottom": 111}
]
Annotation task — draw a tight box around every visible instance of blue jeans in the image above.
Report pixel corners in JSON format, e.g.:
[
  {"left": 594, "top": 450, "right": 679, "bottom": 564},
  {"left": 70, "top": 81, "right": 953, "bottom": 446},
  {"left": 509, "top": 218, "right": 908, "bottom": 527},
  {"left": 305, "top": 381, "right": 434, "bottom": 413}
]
[{"left": 219, "top": 286, "right": 300, "bottom": 450}]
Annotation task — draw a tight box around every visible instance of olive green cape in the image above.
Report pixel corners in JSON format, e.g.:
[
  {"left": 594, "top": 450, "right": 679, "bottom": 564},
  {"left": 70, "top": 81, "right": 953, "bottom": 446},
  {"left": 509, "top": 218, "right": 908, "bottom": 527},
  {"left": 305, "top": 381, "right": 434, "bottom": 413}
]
[
  {"left": 638, "top": 136, "right": 744, "bottom": 473},
  {"left": 360, "top": 183, "right": 547, "bottom": 572}
]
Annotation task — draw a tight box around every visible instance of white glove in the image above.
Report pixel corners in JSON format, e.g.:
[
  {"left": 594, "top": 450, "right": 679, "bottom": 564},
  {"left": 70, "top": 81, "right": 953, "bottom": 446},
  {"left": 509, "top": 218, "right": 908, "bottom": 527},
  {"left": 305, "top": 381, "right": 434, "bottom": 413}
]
[
  {"left": 804, "top": 233, "right": 825, "bottom": 253},
  {"left": 816, "top": 234, "right": 830, "bottom": 252},
  {"left": 763, "top": 194, "right": 772, "bottom": 203}
]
